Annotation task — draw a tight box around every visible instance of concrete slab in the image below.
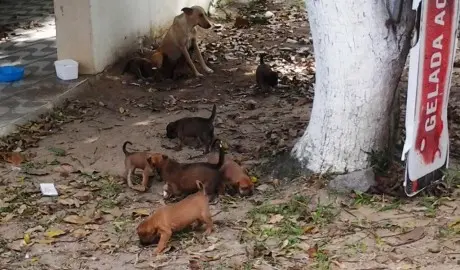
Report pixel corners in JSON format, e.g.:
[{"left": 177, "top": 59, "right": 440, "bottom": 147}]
[{"left": 0, "top": 0, "right": 88, "bottom": 137}]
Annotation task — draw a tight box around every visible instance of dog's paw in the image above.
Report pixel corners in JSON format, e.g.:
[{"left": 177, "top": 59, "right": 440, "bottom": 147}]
[
  {"left": 195, "top": 72, "right": 204, "bottom": 77},
  {"left": 204, "top": 67, "right": 214, "bottom": 74}
]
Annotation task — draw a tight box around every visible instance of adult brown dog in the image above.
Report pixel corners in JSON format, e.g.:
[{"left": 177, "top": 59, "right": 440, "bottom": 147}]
[
  {"left": 137, "top": 180, "right": 213, "bottom": 254},
  {"left": 147, "top": 139, "right": 225, "bottom": 200},
  {"left": 156, "top": 6, "right": 214, "bottom": 78},
  {"left": 207, "top": 142, "right": 254, "bottom": 196},
  {"left": 166, "top": 104, "right": 217, "bottom": 154},
  {"left": 122, "top": 141, "right": 154, "bottom": 192}
]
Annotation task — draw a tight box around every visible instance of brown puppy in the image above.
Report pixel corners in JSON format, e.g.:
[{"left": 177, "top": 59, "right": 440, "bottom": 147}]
[
  {"left": 158, "top": 6, "right": 214, "bottom": 78},
  {"left": 256, "top": 53, "right": 279, "bottom": 92},
  {"left": 137, "top": 181, "right": 213, "bottom": 254},
  {"left": 166, "top": 104, "right": 216, "bottom": 154},
  {"left": 147, "top": 139, "right": 225, "bottom": 200},
  {"left": 122, "top": 57, "right": 158, "bottom": 80},
  {"left": 207, "top": 150, "right": 254, "bottom": 197},
  {"left": 122, "top": 141, "right": 153, "bottom": 192}
]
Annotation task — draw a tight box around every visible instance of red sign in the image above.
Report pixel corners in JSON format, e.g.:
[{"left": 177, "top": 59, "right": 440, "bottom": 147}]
[{"left": 415, "top": 0, "right": 455, "bottom": 164}]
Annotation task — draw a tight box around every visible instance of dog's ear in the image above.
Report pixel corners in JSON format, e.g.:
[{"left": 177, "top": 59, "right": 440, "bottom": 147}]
[
  {"left": 146, "top": 156, "right": 153, "bottom": 165},
  {"left": 162, "top": 155, "right": 168, "bottom": 160},
  {"left": 181, "top": 7, "right": 194, "bottom": 15},
  {"left": 196, "top": 180, "right": 204, "bottom": 191}
]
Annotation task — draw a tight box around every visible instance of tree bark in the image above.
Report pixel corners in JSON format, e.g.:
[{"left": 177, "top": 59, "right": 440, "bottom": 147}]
[{"left": 292, "top": 0, "right": 415, "bottom": 173}]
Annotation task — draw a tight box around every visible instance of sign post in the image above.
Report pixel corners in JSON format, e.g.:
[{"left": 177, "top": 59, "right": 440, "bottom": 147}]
[{"left": 402, "top": 0, "right": 460, "bottom": 196}]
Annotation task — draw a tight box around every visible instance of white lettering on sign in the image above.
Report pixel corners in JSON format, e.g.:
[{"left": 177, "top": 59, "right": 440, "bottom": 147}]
[
  {"left": 423, "top": 2, "right": 446, "bottom": 134},
  {"left": 436, "top": 0, "right": 447, "bottom": 9}
]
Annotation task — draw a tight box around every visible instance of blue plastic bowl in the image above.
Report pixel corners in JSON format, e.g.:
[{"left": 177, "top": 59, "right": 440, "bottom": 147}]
[{"left": 0, "top": 66, "right": 25, "bottom": 82}]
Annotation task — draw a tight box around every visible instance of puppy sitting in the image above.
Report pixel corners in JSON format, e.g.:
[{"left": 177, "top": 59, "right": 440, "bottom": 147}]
[
  {"left": 147, "top": 139, "right": 226, "bottom": 200},
  {"left": 122, "top": 57, "right": 158, "bottom": 80},
  {"left": 158, "top": 6, "right": 214, "bottom": 78},
  {"left": 166, "top": 104, "right": 217, "bottom": 154},
  {"left": 137, "top": 180, "right": 213, "bottom": 255},
  {"left": 255, "top": 53, "right": 279, "bottom": 92},
  {"left": 122, "top": 141, "right": 154, "bottom": 192},
  {"left": 207, "top": 141, "right": 254, "bottom": 196}
]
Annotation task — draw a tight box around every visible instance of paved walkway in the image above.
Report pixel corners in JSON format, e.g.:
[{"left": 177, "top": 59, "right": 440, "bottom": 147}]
[{"left": 0, "top": 0, "right": 86, "bottom": 137}]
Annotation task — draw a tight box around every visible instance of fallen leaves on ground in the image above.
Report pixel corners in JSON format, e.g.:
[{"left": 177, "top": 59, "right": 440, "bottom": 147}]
[
  {"left": 132, "top": 208, "right": 151, "bottom": 217},
  {"left": 307, "top": 243, "right": 318, "bottom": 258},
  {"left": 397, "top": 227, "right": 426, "bottom": 243},
  {"left": 44, "top": 228, "right": 66, "bottom": 238},
  {"left": 0, "top": 152, "right": 25, "bottom": 166},
  {"left": 72, "top": 228, "right": 92, "bottom": 239},
  {"left": 63, "top": 215, "right": 92, "bottom": 225}
]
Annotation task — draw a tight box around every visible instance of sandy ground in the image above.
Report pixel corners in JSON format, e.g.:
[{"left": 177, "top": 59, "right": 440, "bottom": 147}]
[{"left": 1, "top": 1, "right": 460, "bottom": 269}]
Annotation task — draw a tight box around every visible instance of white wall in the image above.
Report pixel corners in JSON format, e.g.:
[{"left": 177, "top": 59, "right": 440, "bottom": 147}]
[{"left": 55, "top": 0, "right": 212, "bottom": 74}]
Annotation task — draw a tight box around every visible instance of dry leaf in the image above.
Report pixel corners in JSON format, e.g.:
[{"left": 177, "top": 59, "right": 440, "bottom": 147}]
[
  {"left": 37, "top": 239, "right": 55, "bottom": 244},
  {"left": 58, "top": 198, "right": 80, "bottom": 207},
  {"left": 268, "top": 214, "right": 284, "bottom": 224},
  {"left": 448, "top": 219, "right": 460, "bottom": 229},
  {"left": 398, "top": 227, "right": 425, "bottom": 242},
  {"left": 72, "top": 228, "right": 91, "bottom": 239},
  {"left": 17, "top": 204, "right": 27, "bottom": 214},
  {"left": 63, "top": 215, "right": 92, "bottom": 225},
  {"left": 74, "top": 191, "right": 92, "bottom": 201},
  {"left": 119, "top": 107, "right": 125, "bottom": 114},
  {"left": 198, "top": 244, "right": 217, "bottom": 253},
  {"left": 6, "top": 152, "right": 24, "bottom": 166},
  {"left": 2, "top": 213, "right": 15, "bottom": 222},
  {"left": 54, "top": 163, "right": 74, "bottom": 178},
  {"left": 23, "top": 233, "right": 31, "bottom": 244},
  {"left": 296, "top": 242, "right": 310, "bottom": 252},
  {"left": 25, "top": 225, "right": 45, "bottom": 234},
  {"left": 303, "top": 225, "right": 316, "bottom": 234},
  {"left": 307, "top": 243, "right": 318, "bottom": 258},
  {"left": 132, "top": 209, "right": 150, "bottom": 217},
  {"left": 280, "top": 239, "right": 290, "bottom": 249},
  {"left": 102, "top": 207, "right": 123, "bottom": 218},
  {"left": 44, "top": 228, "right": 66, "bottom": 238}
]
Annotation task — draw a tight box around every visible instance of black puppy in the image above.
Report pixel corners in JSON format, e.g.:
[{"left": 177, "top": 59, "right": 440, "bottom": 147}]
[
  {"left": 255, "top": 53, "right": 278, "bottom": 92},
  {"left": 122, "top": 57, "right": 157, "bottom": 80},
  {"left": 166, "top": 104, "right": 217, "bottom": 153}
]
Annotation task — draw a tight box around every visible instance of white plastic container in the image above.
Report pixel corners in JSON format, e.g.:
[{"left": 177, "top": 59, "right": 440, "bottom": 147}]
[{"left": 54, "top": 59, "right": 79, "bottom": 80}]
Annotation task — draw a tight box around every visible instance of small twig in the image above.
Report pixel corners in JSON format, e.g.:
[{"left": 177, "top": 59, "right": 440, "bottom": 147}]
[
  {"left": 211, "top": 210, "right": 222, "bottom": 217},
  {"left": 341, "top": 207, "right": 357, "bottom": 218},
  {"left": 134, "top": 248, "right": 143, "bottom": 265},
  {"left": 384, "top": 235, "right": 425, "bottom": 247},
  {"left": 378, "top": 231, "right": 408, "bottom": 239}
]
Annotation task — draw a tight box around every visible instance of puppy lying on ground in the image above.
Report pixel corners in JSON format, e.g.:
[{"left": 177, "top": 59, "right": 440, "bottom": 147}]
[
  {"left": 122, "top": 141, "right": 154, "bottom": 192},
  {"left": 166, "top": 104, "right": 217, "bottom": 154},
  {"left": 147, "top": 139, "right": 226, "bottom": 200},
  {"left": 207, "top": 141, "right": 254, "bottom": 196},
  {"left": 122, "top": 57, "right": 158, "bottom": 80},
  {"left": 157, "top": 6, "right": 214, "bottom": 78},
  {"left": 137, "top": 180, "right": 213, "bottom": 254},
  {"left": 256, "top": 53, "right": 279, "bottom": 92}
]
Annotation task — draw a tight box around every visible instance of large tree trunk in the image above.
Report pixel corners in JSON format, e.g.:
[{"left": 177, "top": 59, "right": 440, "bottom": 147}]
[{"left": 292, "top": 0, "right": 416, "bottom": 174}]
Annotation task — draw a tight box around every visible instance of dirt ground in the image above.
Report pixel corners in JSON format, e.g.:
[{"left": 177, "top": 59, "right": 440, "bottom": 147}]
[{"left": 1, "top": 1, "right": 460, "bottom": 269}]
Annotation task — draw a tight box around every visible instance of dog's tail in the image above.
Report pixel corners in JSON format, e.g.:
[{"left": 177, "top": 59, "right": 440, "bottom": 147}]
[
  {"left": 259, "top": 53, "right": 267, "bottom": 65},
  {"left": 122, "top": 141, "right": 133, "bottom": 156},
  {"left": 208, "top": 104, "right": 217, "bottom": 122},
  {"left": 214, "top": 139, "right": 225, "bottom": 169}
]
